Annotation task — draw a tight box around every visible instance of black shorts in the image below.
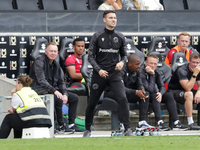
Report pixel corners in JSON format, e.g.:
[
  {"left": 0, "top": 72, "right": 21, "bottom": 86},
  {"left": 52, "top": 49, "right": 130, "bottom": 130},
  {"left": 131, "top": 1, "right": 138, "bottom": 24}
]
[{"left": 169, "top": 89, "right": 197, "bottom": 104}]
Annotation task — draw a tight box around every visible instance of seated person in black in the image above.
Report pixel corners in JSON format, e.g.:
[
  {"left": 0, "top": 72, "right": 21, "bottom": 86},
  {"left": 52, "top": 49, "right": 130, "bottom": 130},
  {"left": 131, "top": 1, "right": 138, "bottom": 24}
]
[
  {"left": 140, "top": 54, "right": 188, "bottom": 131},
  {"left": 29, "top": 42, "right": 82, "bottom": 133},
  {"left": 105, "top": 54, "right": 152, "bottom": 130},
  {"left": 168, "top": 52, "right": 200, "bottom": 130}
]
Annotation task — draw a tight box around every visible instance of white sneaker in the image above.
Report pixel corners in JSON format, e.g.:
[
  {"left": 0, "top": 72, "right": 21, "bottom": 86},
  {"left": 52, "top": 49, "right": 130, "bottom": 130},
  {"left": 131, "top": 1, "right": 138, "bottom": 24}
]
[
  {"left": 136, "top": 121, "right": 154, "bottom": 130},
  {"left": 98, "top": 110, "right": 110, "bottom": 116}
]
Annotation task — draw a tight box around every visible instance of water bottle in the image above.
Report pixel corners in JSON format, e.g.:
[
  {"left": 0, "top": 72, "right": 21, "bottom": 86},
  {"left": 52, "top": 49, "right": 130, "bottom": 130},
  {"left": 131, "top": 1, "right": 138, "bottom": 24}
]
[
  {"left": 132, "top": 130, "right": 136, "bottom": 136},
  {"left": 136, "top": 130, "right": 141, "bottom": 136},
  {"left": 143, "top": 129, "right": 149, "bottom": 136},
  {"left": 152, "top": 128, "right": 157, "bottom": 136},
  {"left": 157, "top": 129, "right": 162, "bottom": 136}
]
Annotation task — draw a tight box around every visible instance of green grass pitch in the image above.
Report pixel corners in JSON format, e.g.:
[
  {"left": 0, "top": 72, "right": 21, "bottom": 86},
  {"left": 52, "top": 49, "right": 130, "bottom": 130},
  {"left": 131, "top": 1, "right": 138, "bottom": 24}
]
[{"left": 0, "top": 135, "right": 200, "bottom": 150}]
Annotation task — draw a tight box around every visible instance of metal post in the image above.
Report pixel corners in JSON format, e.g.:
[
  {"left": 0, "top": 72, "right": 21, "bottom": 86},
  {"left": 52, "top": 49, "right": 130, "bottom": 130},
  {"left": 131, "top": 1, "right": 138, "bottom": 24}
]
[
  {"left": 111, "top": 111, "right": 119, "bottom": 130},
  {"left": 44, "top": 94, "right": 54, "bottom": 138}
]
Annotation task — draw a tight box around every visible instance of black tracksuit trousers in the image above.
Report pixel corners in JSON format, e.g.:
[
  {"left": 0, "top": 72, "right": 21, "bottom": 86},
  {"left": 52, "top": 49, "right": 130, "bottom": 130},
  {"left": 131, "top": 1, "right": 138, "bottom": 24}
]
[{"left": 85, "top": 71, "right": 130, "bottom": 131}]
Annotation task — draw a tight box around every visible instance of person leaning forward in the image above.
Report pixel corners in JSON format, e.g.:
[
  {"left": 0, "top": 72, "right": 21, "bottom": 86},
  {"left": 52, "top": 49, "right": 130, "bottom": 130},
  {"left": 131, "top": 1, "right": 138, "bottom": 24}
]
[
  {"left": 29, "top": 42, "right": 82, "bottom": 134},
  {"left": 104, "top": 54, "right": 154, "bottom": 130}
]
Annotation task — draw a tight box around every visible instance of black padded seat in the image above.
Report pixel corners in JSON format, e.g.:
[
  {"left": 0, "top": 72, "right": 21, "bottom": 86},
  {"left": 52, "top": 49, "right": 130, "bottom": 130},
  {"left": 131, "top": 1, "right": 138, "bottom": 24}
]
[
  {"left": 148, "top": 37, "right": 170, "bottom": 61},
  {"left": 66, "top": 0, "right": 88, "bottom": 10},
  {"left": 0, "top": 0, "right": 14, "bottom": 10},
  {"left": 125, "top": 38, "right": 145, "bottom": 65},
  {"left": 13, "top": 0, "right": 41, "bottom": 10},
  {"left": 59, "top": 38, "right": 74, "bottom": 72},
  {"left": 170, "top": 52, "right": 188, "bottom": 74},
  {"left": 88, "top": 0, "right": 104, "bottom": 10},
  {"left": 162, "top": 0, "right": 185, "bottom": 10},
  {"left": 40, "top": 0, "right": 66, "bottom": 10},
  {"left": 186, "top": 0, "right": 200, "bottom": 10}
]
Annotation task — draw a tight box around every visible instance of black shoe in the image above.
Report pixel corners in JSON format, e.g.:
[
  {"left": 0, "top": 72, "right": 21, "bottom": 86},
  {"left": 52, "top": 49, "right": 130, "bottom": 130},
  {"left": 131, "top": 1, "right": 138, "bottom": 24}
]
[
  {"left": 83, "top": 130, "right": 91, "bottom": 137},
  {"left": 158, "top": 122, "right": 171, "bottom": 131},
  {"left": 58, "top": 125, "right": 74, "bottom": 134},
  {"left": 173, "top": 121, "right": 188, "bottom": 131},
  {"left": 188, "top": 123, "right": 200, "bottom": 130},
  {"left": 70, "top": 125, "right": 84, "bottom": 132}
]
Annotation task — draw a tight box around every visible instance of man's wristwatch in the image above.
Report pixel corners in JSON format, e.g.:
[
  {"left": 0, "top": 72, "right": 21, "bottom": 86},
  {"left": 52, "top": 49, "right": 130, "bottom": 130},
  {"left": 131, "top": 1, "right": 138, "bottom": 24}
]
[{"left": 192, "top": 75, "right": 197, "bottom": 78}]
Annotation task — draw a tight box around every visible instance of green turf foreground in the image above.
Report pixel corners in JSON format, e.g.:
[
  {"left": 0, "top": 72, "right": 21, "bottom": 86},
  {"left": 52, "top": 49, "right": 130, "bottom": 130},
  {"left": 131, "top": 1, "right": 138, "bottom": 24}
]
[{"left": 0, "top": 135, "right": 200, "bottom": 150}]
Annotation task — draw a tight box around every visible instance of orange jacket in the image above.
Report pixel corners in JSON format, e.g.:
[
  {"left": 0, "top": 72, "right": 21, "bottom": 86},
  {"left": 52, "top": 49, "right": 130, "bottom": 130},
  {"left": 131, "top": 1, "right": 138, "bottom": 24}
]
[{"left": 165, "top": 45, "right": 191, "bottom": 66}]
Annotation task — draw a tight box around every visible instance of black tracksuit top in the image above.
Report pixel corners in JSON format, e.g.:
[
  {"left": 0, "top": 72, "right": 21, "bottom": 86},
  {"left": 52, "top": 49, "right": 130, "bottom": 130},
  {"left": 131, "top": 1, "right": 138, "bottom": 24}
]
[{"left": 88, "top": 28, "right": 127, "bottom": 73}]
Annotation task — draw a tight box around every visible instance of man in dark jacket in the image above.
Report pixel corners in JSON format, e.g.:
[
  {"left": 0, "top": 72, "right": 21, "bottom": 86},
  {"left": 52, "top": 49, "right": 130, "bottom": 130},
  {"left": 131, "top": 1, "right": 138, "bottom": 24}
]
[
  {"left": 30, "top": 42, "right": 82, "bottom": 133},
  {"left": 83, "top": 10, "right": 133, "bottom": 137},
  {"left": 140, "top": 54, "right": 187, "bottom": 131},
  {"left": 105, "top": 54, "right": 153, "bottom": 130}
]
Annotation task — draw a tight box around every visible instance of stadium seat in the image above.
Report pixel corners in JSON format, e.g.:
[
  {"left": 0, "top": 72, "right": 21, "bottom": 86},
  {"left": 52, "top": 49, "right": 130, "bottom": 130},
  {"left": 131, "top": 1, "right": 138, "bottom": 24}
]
[
  {"left": 66, "top": 0, "right": 88, "bottom": 10},
  {"left": 148, "top": 37, "right": 170, "bottom": 61},
  {"left": 162, "top": 0, "right": 185, "bottom": 10},
  {"left": 30, "top": 38, "right": 49, "bottom": 61},
  {"left": 186, "top": 0, "right": 200, "bottom": 10},
  {"left": 81, "top": 54, "right": 119, "bottom": 130},
  {"left": 88, "top": 0, "right": 104, "bottom": 10},
  {"left": 0, "top": 0, "right": 14, "bottom": 10},
  {"left": 59, "top": 38, "right": 74, "bottom": 74},
  {"left": 59, "top": 38, "right": 87, "bottom": 96},
  {"left": 188, "top": 44, "right": 199, "bottom": 54},
  {"left": 170, "top": 52, "right": 188, "bottom": 74},
  {"left": 125, "top": 38, "right": 145, "bottom": 65},
  {"left": 40, "top": 0, "right": 66, "bottom": 10},
  {"left": 13, "top": 0, "right": 41, "bottom": 10}
]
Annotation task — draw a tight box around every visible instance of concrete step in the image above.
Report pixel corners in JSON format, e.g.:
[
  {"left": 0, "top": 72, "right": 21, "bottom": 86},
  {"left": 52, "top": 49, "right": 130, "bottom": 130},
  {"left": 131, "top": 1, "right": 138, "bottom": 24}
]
[{"left": 88, "top": 114, "right": 197, "bottom": 131}]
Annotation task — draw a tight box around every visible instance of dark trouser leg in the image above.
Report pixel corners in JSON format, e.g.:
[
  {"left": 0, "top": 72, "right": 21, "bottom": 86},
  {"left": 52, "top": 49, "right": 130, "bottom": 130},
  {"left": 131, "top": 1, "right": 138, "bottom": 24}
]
[
  {"left": 162, "top": 92, "right": 179, "bottom": 122},
  {"left": 54, "top": 95, "right": 64, "bottom": 126},
  {"left": 149, "top": 93, "right": 162, "bottom": 122},
  {"left": 0, "top": 114, "right": 29, "bottom": 139},
  {"left": 109, "top": 79, "right": 130, "bottom": 130},
  {"left": 126, "top": 91, "right": 149, "bottom": 121},
  {"left": 85, "top": 72, "right": 108, "bottom": 131},
  {"left": 67, "top": 92, "right": 79, "bottom": 124},
  {"left": 105, "top": 89, "right": 149, "bottom": 122}
]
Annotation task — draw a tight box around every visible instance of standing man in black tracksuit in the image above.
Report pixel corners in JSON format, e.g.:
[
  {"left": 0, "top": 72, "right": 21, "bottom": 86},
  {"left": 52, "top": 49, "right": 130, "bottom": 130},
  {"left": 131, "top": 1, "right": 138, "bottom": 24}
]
[{"left": 83, "top": 10, "right": 133, "bottom": 137}]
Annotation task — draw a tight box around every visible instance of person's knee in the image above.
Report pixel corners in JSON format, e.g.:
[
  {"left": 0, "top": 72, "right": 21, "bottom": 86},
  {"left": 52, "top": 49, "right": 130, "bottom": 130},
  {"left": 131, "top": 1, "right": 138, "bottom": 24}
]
[{"left": 184, "top": 91, "right": 193, "bottom": 102}]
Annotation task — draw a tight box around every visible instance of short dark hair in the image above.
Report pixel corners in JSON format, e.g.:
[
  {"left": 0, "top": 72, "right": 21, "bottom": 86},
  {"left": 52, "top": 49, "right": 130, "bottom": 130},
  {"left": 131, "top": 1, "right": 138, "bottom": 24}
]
[
  {"left": 190, "top": 52, "right": 200, "bottom": 61},
  {"left": 73, "top": 38, "right": 85, "bottom": 46},
  {"left": 128, "top": 54, "right": 140, "bottom": 63},
  {"left": 103, "top": 10, "right": 116, "bottom": 18}
]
